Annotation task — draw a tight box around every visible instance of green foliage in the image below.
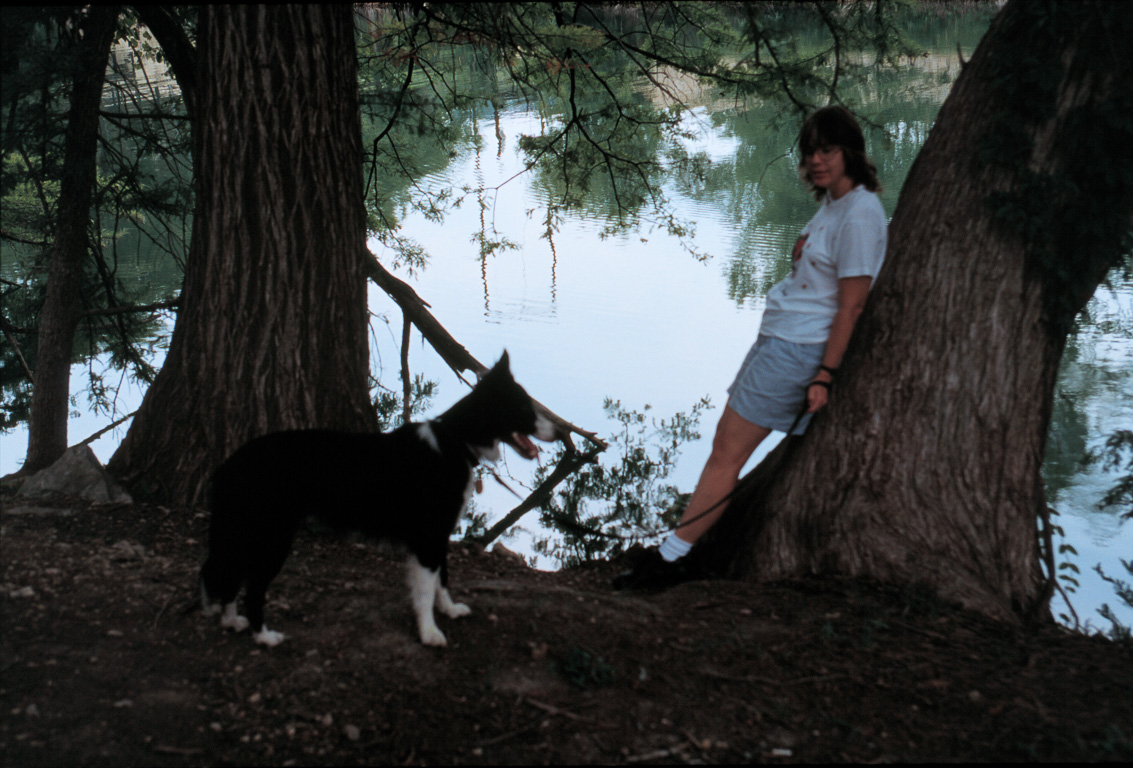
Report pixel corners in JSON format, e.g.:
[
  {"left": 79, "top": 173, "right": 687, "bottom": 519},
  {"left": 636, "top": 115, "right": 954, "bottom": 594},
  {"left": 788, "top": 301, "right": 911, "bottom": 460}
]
[
  {"left": 1086, "top": 430, "right": 1133, "bottom": 515},
  {"left": 1094, "top": 560, "right": 1133, "bottom": 645},
  {"left": 1050, "top": 428, "right": 1133, "bottom": 633},
  {"left": 1086, "top": 431, "right": 1133, "bottom": 644},
  {"left": 453, "top": 506, "right": 490, "bottom": 542},
  {"left": 1, "top": 152, "right": 60, "bottom": 238},
  {"left": 354, "top": 3, "right": 738, "bottom": 259},
  {"left": 735, "top": 0, "right": 920, "bottom": 113},
  {"left": 1042, "top": 507, "right": 1084, "bottom": 627},
  {"left": 371, "top": 373, "right": 438, "bottom": 432},
  {"left": 353, "top": 2, "right": 922, "bottom": 268},
  {"left": 532, "top": 397, "right": 711, "bottom": 568}
]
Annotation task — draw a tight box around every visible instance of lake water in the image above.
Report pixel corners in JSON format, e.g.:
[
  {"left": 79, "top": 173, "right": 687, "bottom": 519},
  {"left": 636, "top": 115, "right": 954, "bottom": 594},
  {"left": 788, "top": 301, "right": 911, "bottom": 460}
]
[{"left": 2, "top": 11, "right": 1129, "bottom": 632}]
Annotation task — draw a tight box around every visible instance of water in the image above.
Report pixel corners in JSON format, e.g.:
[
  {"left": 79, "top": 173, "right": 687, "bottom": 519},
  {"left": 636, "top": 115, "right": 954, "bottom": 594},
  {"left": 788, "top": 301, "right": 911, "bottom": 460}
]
[{"left": 2, "top": 11, "right": 1129, "bottom": 631}]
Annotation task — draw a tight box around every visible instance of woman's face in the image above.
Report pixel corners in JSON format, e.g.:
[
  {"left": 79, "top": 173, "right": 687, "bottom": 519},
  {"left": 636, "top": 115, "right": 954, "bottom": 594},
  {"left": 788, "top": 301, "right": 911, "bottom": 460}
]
[{"left": 805, "top": 145, "right": 852, "bottom": 198}]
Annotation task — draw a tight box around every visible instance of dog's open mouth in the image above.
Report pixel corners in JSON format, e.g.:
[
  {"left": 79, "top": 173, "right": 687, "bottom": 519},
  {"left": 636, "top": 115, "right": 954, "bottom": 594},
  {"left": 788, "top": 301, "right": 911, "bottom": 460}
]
[
  {"left": 505, "top": 413, "right": 561, "bottom": 460},
  {"left": 507, "top": 433, "right": 541, "bottom": 460}
]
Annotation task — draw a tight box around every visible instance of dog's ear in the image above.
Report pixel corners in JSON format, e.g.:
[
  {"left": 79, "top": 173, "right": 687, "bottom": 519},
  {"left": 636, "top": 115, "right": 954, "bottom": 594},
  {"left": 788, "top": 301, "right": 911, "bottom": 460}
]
[{"left": 478, "top": 351, "right": 511, "bottom": 383}]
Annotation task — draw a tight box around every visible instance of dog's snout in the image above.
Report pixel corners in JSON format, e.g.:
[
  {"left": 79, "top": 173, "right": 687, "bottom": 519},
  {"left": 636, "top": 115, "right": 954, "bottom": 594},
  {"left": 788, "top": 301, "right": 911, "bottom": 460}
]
[{"left": 533, "top": 411, "right": 561, "bottom": 443}]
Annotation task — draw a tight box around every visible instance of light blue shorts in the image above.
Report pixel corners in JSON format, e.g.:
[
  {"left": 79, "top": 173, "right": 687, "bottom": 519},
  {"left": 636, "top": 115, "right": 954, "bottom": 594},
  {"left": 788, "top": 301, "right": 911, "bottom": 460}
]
[{"left": 726, "top": 334, "right": 825, "bottom": 435}]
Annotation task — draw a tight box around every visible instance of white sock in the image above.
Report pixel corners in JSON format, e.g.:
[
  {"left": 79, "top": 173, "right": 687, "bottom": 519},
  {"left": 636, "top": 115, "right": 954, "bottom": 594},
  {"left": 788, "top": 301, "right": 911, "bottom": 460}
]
[{"left": 658, "top": 531, "right": 693, "bottom": 562}]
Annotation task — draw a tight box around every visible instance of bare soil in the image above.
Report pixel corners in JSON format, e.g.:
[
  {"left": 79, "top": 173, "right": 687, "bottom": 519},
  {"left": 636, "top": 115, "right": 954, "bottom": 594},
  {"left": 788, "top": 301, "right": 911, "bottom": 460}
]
[{"left": 2, "top": 490, "right": 1131, "bottom": 765}]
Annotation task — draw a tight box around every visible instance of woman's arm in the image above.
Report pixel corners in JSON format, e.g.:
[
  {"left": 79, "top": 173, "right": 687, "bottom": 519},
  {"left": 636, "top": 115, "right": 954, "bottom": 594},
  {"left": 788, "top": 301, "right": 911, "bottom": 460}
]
[{"left": 807, "top": 275, "right": 872, "bottom": 413}]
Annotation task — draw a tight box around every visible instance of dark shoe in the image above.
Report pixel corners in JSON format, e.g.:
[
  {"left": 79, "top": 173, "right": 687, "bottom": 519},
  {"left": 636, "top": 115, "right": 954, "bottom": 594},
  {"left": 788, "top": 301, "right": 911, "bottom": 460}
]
[{"left": 612, "top": 547, "right": 693, "bottom": 592}]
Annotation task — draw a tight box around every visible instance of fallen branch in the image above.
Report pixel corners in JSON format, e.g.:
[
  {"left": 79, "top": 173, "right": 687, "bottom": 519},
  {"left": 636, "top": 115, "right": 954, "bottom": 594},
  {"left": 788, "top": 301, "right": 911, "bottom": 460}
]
[
  {"left": 77, "top": 411, "right": 137, "bottom": 447},
  {"left": 363, "top": 249, "right": 607, "bottom": 452},
  {"left": 523, "top": 696, "right": 601, "bottom": 724},
  {"left": 479, "top": 445, "right": 603, "bottom": 546}
]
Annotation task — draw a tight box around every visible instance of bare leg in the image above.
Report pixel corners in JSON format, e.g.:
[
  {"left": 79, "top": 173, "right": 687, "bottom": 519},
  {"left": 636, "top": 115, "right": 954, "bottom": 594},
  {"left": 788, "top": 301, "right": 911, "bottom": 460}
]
[{"left": 672, "top": 403, "right": 771, "bottom": 545}]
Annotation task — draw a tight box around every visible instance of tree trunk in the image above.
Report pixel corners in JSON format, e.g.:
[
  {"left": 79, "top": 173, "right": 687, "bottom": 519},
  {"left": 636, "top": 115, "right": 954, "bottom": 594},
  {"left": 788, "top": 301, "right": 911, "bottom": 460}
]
[
  {"left": 697, "top": 1, "right": 1133, "bottom": 622},
  {"left": 109, "top": 6, "right": 376, "bottom": 504},
  {"left": 23, "top": 6, "right": 119, "bottom": 474}
]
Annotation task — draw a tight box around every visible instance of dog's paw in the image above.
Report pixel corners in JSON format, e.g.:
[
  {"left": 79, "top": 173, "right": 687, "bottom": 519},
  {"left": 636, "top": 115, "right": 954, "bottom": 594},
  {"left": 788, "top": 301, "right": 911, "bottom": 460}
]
[
  {"left": 418, "top": 624, "right": 448, "bottom": 647},
  {"left": 224, "top": 615, "right": 251, "bottom": 632},
  {"left": 436, "top": 588, "right": 471, "bottom": 619},
  {"left": 442, "top": 602, "right": 472, "bottom": 619},
  {"left": 220, "top": 608, "right": 250, "bottom": 633},
  {"left": 253, "top": 628, "right": 286, "bottom": 647}
]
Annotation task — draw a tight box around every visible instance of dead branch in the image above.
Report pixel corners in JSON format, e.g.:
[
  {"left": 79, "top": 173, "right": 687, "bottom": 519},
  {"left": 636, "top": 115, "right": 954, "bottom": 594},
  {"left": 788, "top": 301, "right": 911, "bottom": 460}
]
[
  {"left": 2, "top": 321, "right": 35, "bottom": 383},
  {"left": 363, "top": 249, "right": 608, "bottom": 452},
  {"left": 77, "top": 410, "right": 137, "bottom": 447},
  {"left": 479, "top": 445, "right": 604, "bottom": 546}
]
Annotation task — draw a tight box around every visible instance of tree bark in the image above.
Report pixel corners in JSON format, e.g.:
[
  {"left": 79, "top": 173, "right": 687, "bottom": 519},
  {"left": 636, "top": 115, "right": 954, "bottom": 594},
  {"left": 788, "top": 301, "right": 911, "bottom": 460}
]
[
  {"left": 23, "top": 6, "right": 119, "bottom": 474},
  {"left": 109, "top": 6, "right": 375, "bottom": 504},
  {"left": 697, "top": 1, "right": 1133, "bottom": 622}
]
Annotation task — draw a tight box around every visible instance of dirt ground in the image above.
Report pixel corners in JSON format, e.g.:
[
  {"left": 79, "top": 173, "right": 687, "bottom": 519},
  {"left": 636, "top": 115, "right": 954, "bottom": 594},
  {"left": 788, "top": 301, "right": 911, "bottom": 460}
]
[{"left": 2, "top": 490, "right": 1131, "bottom": 766}]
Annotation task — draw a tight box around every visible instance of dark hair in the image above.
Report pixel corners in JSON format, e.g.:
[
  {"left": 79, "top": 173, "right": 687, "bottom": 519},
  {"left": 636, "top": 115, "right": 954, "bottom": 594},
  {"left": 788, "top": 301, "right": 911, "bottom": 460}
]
[{"left": 797, "top": 106, "right": 882, "bottom": 200}]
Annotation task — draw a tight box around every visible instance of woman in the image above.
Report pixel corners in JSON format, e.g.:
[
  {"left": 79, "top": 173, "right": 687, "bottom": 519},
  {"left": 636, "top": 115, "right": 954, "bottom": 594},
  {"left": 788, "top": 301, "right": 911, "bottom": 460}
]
[{"left": 615, "top": 105, "right": 887, "bottom": 590}]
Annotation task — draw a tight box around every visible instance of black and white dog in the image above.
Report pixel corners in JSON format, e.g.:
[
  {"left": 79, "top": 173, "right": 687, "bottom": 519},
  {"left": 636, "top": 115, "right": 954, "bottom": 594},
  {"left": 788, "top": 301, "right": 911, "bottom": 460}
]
[{"left": 199, "top": 352, "right": 558, "bottom": 647}]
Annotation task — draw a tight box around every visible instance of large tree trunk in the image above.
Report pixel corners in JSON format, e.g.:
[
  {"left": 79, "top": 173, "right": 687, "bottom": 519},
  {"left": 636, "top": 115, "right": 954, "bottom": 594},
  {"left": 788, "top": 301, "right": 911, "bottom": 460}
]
[
  {"left": 23, "top": 6, "right": 119, "bottom": 474},
  {"left": 109, "top": 6, "right": 376, "bottom": 504},
  {"left": 697, "top": 1, "right": 1133, "bottom": 621}
]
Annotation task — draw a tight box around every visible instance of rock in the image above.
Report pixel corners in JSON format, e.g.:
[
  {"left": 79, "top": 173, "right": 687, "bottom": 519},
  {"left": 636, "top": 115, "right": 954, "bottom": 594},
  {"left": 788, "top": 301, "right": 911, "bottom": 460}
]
[
  {"left": 110, "top": 540, "right": 147, "bottom": 560},
  {"left": 491, "top": 543, "right": 528, "bottom": 565},
  {"left": 17, "top": 445, "right": 132, "bottom": 504}
]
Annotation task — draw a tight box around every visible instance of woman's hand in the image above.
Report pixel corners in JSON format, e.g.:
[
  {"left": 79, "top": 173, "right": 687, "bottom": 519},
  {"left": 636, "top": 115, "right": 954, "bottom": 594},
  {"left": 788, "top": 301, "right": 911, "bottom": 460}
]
[{"left": 807, "top": 376, "right": 832, "bottom": 413}]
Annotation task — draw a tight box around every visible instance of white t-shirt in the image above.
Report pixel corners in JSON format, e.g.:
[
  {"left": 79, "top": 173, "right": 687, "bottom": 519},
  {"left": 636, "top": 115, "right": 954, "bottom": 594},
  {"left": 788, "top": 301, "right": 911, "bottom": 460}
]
[{"left": 759, "top": 185, "right": 887, "bottom": 344}]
